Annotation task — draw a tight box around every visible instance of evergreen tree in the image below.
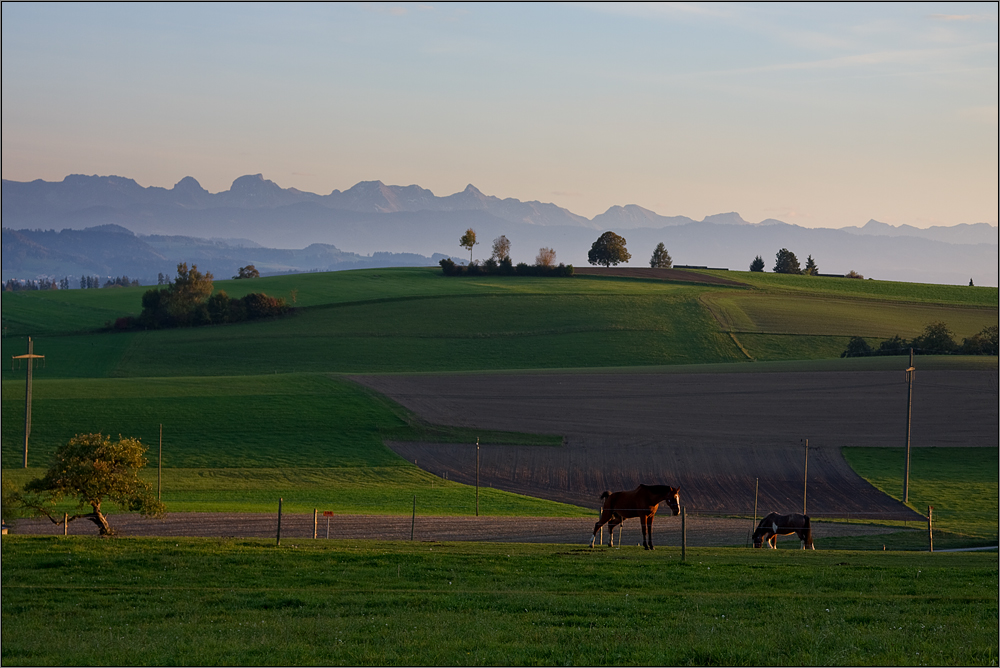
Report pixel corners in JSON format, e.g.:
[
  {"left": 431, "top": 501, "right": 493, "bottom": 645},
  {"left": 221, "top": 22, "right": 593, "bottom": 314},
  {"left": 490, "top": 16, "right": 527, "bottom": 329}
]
[
  {"left": 773, "top": 248, "right": 801, "bottom": 274},
  {"left": 649, "top": 242, "right": 672, "bottom": 268}
]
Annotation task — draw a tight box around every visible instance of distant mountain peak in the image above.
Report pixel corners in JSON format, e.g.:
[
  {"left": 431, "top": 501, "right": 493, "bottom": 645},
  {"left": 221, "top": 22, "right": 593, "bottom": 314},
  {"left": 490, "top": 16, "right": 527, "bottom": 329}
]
[
  {"left": 172, "top": 176, "right": 206, "bottom": 192},
  {"left": 701, "top": 212, "right": 749, "bottom": 226}
]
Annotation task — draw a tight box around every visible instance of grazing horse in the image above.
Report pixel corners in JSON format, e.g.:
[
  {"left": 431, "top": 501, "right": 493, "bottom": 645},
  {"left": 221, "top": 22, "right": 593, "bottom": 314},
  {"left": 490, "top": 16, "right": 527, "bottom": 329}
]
[
  {"left": 752, "top": 512, "right": 815, "bottom": 550},
  {"left": 590, "top": 484, "right": 681, "bottom": 550}
]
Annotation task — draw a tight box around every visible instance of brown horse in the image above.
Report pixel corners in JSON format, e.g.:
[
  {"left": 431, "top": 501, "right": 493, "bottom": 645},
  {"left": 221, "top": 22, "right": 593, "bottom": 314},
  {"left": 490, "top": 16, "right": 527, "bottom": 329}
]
[
  {"left": 752, "top": 512, "right": 815, "bottom": 550},
  {"left": 590, "top": 484, "right": 680, "bottom": 550}
]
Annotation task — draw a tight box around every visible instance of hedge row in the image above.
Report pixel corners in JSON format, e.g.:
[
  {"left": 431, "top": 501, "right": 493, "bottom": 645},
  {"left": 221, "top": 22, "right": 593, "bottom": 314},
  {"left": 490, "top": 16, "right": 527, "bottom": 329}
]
[{"left": 440, "top": 258, "right": 574, "bottom": 277}]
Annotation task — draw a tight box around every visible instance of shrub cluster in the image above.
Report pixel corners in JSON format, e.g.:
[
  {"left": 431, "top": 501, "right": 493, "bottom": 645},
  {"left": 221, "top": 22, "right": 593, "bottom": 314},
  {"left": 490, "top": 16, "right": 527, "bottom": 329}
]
[
  {"left": 842, "top": 323, "right": 998, "bottom": 357},
  {"left": 118, "top": 290, "right": 289, "bottom": 330},
  {"left": 113, "top": 262, "right": 290, "bottom": 331},
  {"left": 439, "top": 257, "right": 573, "bottom": 277}
]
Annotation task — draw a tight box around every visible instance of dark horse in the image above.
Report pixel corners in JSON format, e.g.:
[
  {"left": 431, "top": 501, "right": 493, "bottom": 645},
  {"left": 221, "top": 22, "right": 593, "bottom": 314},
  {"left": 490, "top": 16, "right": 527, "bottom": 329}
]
[
  {"left": 590, "top": 484, "right": 681, "bottom": 550},
  {"left": 752, "top": 512, "right": 815, "bottom": 550}
]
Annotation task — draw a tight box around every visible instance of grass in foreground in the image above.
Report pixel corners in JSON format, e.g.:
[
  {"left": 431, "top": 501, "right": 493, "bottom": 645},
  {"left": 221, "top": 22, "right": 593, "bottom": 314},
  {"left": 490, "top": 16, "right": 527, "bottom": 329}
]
[
  {"left": 2, "top": 537, "right": 996, "bottom": 666},
  {"left": 842, "top": 447, "right": 999, "bottom": 542}
]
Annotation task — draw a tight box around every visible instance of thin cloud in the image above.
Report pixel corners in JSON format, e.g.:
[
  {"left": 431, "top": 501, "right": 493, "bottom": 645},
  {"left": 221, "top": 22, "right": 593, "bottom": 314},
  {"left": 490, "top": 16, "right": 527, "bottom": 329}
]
[{"left": 929, "top": 13, "right": 997, "bottom": 23}]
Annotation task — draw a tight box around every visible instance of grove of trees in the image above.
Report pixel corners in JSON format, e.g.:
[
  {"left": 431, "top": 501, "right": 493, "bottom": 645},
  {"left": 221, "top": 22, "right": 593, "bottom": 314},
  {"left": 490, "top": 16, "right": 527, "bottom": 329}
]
[
  {"left": 115, "top": 263, "right": 289, "bottom": 330},
  {"left": 588, "top": 231, "right": 631, "bottom": 267},
  {"left": 842, "top": 322, "right": 998, "bottom": 357}
]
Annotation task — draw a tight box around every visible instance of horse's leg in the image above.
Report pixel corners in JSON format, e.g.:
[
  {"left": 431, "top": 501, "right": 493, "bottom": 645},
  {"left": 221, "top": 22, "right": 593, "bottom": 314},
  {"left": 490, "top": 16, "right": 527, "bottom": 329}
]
[
  {"left": 768, "top": 534, "right": 777, "bottom": 549},
  {"left": 591, "top": 509, "right": 614, "bottom": 547},
  {"left": 644, "top": 515, "right": 655, "bottom": 550},
  {"left": 607, "top": 516, "right": 622, "bottom": 547}
]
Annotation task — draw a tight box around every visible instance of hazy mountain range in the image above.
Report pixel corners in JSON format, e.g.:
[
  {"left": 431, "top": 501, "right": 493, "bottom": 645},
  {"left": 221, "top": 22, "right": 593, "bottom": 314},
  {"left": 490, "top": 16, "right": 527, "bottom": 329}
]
[{"left": 2, "top": 174, "right": 997, "bottom": 286}]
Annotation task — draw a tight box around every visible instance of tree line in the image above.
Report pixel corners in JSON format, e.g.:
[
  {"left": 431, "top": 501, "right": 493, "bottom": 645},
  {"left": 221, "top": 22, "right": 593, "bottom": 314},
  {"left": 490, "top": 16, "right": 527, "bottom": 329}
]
[
  {"left": 842, "top": 322, "right": 998, "bottom": 357},
  {"left": 445, "top": 228, "right": 674, "bottom": 276},
  {"left": 444, "top": 230, "right": 573, "bottom": 276},
  {"left": 114, "top": 263, "right": 289, "bottom": 330}
]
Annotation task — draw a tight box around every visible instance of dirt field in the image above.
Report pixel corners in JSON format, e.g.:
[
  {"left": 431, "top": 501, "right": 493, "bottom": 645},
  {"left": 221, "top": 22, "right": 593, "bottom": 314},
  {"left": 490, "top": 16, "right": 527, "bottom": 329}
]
[
  {"left": 11, "top": 512, "right": 911, "bottom": 548},
  {"left": 573, "top": 266, "right": 745, "bottom": 286},
  {"left": 353, "top": 370, "right": 997, "bottom": 519}
]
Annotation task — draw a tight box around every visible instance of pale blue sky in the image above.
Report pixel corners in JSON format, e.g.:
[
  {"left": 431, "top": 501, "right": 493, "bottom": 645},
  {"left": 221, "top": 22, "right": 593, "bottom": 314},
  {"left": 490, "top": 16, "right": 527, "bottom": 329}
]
[{"left": 3, "top": 2, "right": 997, "bottom": 227}]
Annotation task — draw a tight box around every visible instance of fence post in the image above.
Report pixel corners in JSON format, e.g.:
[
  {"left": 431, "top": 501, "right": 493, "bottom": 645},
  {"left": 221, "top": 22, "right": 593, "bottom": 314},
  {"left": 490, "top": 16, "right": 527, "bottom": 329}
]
[
  {"left": 313, "top": 508, "right": 318, "bottom": 539},
  {"left": 681, "top": 506, "right": 687, "bottom": 562},
  {"left": 410, "top": 495, "right": 416, "bottom": 541},
  {"left": 63, "top": 512, "right": 68, "bottom": 536},
  {"left": 927, "top": 505, "right": 933, "bottom": 552},
  {"left": 276, "top": 497, "right": 282, "bottom": 547}
]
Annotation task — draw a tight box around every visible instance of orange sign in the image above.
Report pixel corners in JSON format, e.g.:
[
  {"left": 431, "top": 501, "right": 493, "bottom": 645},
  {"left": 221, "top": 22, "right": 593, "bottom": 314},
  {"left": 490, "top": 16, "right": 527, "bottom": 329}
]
[{"left": 323, "top": 511, "right": 334, "bottom": 516}]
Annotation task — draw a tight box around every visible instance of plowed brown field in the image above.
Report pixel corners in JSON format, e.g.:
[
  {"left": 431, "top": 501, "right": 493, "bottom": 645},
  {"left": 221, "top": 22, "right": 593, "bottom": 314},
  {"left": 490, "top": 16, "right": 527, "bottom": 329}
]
[{"left": 354, "top": 370, "right": 997, "bottom": 520}]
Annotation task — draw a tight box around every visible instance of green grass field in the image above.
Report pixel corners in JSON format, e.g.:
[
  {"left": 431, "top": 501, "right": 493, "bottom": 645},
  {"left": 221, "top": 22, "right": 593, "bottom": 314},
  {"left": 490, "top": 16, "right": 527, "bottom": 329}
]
[
  {"left": 2, "top": 266, "right": 997, "bottom": 666},
  {"left": 842, "top": 447, "right": 999, "bottom": 541},
  {"left": 2, "top": 267, "right": 996, "bottom": 520},
  {"left": 2, "top": 537, "right": 996, "bottom": 666}
]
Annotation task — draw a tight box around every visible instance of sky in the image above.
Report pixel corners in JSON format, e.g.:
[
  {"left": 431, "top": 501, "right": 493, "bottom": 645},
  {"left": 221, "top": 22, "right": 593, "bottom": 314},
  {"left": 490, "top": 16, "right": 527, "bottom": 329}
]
[{"left": 2, "top": 2, "right": 997, "bottom": 228}]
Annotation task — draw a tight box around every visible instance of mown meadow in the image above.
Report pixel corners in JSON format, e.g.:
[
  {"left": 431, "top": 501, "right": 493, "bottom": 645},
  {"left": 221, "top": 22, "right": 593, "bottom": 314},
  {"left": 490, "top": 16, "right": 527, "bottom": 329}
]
[{"left": 2, "top": 537, "right": 996, "bottom": 666}]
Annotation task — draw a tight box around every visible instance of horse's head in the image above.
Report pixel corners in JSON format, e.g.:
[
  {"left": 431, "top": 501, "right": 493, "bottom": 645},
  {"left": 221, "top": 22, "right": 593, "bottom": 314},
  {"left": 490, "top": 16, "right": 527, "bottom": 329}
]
[
  {"left": 752, "top": 531, "right": 765, "bottom": 548},
  {"left": 666, "top": 488, "right": 681, "bottom": 516}
]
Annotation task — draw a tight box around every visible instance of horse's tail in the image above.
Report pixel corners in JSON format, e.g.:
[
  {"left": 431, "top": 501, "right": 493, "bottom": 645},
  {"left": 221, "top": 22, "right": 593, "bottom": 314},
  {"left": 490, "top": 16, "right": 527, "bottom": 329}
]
[
  {"left": 600, "top": 491, "right": 610, "bottom": 507},
  {"left": 803, "top": 515, "right": 814, "bottom": 549}
]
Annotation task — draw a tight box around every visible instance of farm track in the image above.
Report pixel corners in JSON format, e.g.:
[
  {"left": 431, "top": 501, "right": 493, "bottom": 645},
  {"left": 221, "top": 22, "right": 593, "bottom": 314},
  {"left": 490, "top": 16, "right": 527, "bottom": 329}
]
[
  {"left": 353, "top": 370, "right": 997, "bottom": 518},
  {"left": 11, "top": 512, "right": 908, "bottom": 548}
]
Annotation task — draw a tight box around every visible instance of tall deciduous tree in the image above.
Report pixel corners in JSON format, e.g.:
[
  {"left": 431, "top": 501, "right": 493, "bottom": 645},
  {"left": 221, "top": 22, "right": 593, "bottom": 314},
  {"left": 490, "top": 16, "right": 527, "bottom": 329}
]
[
  {"left": 491, "top": 235, "right": 511, "bottom": 263},
  {"left": 588, "top": 231, "right": 631, "bottom": 267},
  {"left": 649, "top": 242, "right": 672, "bottom": 268},
  {"left": 773, "top": 248, "right": 801, "bottom": 274},
  {"left": 750, "top": 255, "right": 765, "bottom": 272},
  {"left": 17, "top": 433, "right": 166, "bottom": 536},
  {"left": 535, "top": 247, "right": 556, "bottom": 267},
  {"left": 169, "top": 263, "right": 214, "bottom": 318},
  {"left": 459, "top": 228, "right": 478, "bottom": 263},
  {"left": 911, "top": 321, "right": 957, "bottom": 354}
]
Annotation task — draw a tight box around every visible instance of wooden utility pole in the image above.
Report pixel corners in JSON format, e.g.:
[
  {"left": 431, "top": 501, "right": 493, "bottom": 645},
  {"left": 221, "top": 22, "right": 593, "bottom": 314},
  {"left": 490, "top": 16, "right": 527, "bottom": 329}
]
[
  {"left": 276, "top": 498, "right": 283, "bottom": 546},
  {"left": 12, "top": 337, "right": 45, "bottom": 468},
  {"left": 904, "top": 350, "right": 916, "bottom": 503},
  {"left": 927, "top": 506, "right": 934, "bottom": 552},
  {"left": 475, "top": 437, "right": 480, "bottom": 517},
  {"left": 802, "top": 439, "right": 809, "bottom": 515},
  {"left": 681, "top": 506, "right": 687, "bottom": 562},
  {"left": 158, "top": 424, "right": 163, "bottom": 501}
]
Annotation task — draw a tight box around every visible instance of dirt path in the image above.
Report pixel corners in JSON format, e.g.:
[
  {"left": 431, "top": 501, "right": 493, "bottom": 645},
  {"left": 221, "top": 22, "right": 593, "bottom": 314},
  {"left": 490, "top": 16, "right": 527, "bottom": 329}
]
[
  {"left": 10, "top": 513, "right": 909, "bottom": 548},
  {"left": 354, "top": 370, "right": 996, "bottom": 519}
]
